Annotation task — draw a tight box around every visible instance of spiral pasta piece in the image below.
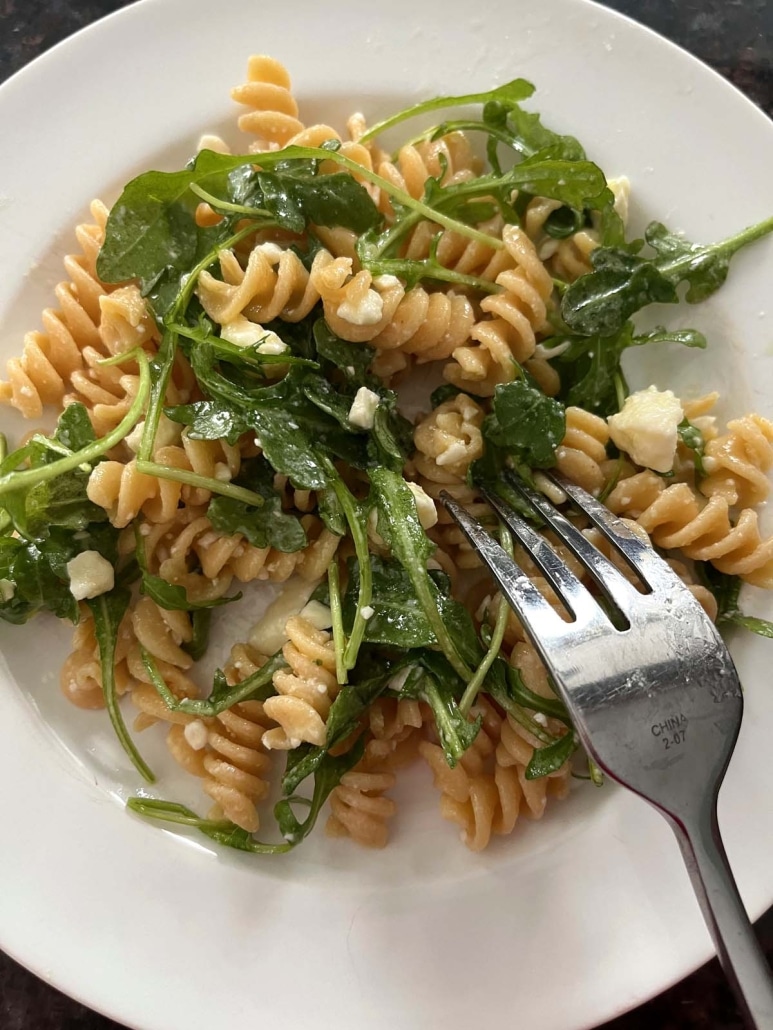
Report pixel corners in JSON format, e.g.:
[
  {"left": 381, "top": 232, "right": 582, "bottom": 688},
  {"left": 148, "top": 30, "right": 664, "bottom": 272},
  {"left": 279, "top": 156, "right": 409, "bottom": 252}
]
[
  {"left": 444, "top": 225, "right": 554, "bottom": 395},
  {"left": 197, "top": 243, "right": 323, "bottom": 328},
  {"left": 404, "top": 214, "right": 515, "bottom": 283},
  {"left": 412, "top": 394, "right": 490, "bottom": 569},
  {"left": 60, "top": 607, "right": 135, "bottom": 709},
  {"left": 201, "top": 702, "right": 275, "bottom": 832},
  {"left": 261, "top": 615, "right": 339, "bottom": 749},
  {"left": 0, "top": 201, "right": 115, "bottom": 417},
  {"left": 420, "top": 698, "right": 524, "bottom": 851},
  {"left": 700, "top": 414, "right": 773, "bottom": 508},
  {"left": 554, "top": 406, "right": 610, "bottom": 496},
  {"left": 607, "top": 471, "right": 773, "bottom": 586}
]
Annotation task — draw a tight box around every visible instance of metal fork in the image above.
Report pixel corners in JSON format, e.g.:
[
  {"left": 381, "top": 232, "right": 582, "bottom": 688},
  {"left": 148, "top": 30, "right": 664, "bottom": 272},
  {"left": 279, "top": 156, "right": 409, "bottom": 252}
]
[{"left": 440, "top": 470, "right": 773, "bottom": 1029}]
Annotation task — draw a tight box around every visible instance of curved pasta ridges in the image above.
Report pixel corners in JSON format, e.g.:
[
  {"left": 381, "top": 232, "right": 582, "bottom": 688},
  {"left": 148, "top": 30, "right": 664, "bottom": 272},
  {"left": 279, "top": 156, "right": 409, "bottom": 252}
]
[
  {"left": 403, "top": 214, "right": 514, "bottom": 283},
  {"left": 496, "top": 716, "right": 571, "bottom": 820},
  {"left": 60, "top": 608, "right": 135, "bottom": 710},
  {"left": 412, "top": 394, "right": 488, "bottom": 569},
  {"left": 607, "top": 471, "right": 773, "bottom": 586},
  {"left": 262, "top": 615, "right": 338, "bottom": 749},
  {"left": 700, "top": 414, "right": 773, "bottom": 507},
  {"left": 202, "top": 701, "right": 274, "bottom": 832},
  {"left": 375, "top": 133, "right": 480, "bottom": 217},
  {"left": 231, "top": 54, "right": 304, "bottom": 147},
  {"left": 327, "top": 766, "right": 397, "bottom": 848},
  {"left": 198, "top": 244, "right": 322, "bottom": 327},
  {"left": 420, "top": 698, "right": 520, "bottom": 851},
  {"left": 554, "top": 406, "right": 610, "bottom": 496},
  {"left": 131, "top": 596, "right": 194, "bottom": 671},
  {"left": 0, "top": 201, "right": 114, "bottom": 418},
  {"left": 311, "top": 252, "right": 476, "bottom": 360},
  {"left": 444, "top": 225, "right": 554, "bottom": 395},
  {"left": 549, "top": 229, "right": 598, "bottom": 282}
]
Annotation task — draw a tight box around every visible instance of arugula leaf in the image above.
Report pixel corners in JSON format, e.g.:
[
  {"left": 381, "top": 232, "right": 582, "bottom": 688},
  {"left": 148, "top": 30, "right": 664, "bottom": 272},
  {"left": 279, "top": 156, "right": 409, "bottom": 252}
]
[
  {"left": 562, "top": 216, "right": 773, "bottom": 337},
  {"left": 184, "top": 609, "right": 212, "bottom": 663},
  {"left": 88, "top": 588, "right": 154, "bottom": 782},
  {"left": 677, "top": 418, "right": 706, "bottom": 476},
  {"left": 525, "top": 732, "right": 576, "bottom": 779},
  {"left": 258, "top": 169, "right": 380, "bottom": 234},
  {"left": 483, "top": 379, "right": 566, "bottom": 468},
  {"left": 96, "top": 150, "right": 266, "bottom": 288},
  {"left": 412, "top": 663, "right": 481, "bottom": 767},
  {"left": 274, "top": 739, "right": 365, "bottom": 845},
  {"left": 126, "top": 799, "right": 292, "bottom": 854},
  {"left": 699, "top": 566, "right": 773, "bottom": 638},
  {"left": 207, "top": 458, "right": 307, "bottom": 552},
  {"left": 312, "top": 319, "right": 375, "bottom": 384},
  {"left": 141, "top": 647, "right": 284, "bottom": 717},
  {"left": 370, "top": 467, "right": 473, "bottom": 681},
  {"left": 341, "top": 555, "right": 473, "bottom": 651}
]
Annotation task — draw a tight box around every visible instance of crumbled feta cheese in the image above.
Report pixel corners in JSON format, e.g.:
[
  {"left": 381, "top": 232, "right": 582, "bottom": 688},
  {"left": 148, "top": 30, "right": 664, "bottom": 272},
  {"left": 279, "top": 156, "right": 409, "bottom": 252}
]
[
  {"left": 608, "top": 176, "right": 631, "bottom": 226},
  {"left": 360, "top": 605, "right": 375, "bottom": 620},
  {"left": 299, "top": 600, "right": 333, "bottom": 630},
  {"left": 372, "top": 274, "right": 401, "bottom": 289},
  {"left": 220, "top": 315, "right": 283, "bottom": 349},
  {"left": 0, "top": 579, "right": 15, "bottom": 601},
  {"left": 183, "top": 720, "right": 209, "bottom": 750},
  {"left": 434, "top": 440, "right": 468, "bottom": 467},
  {"left": 125, "top": 413, "right": 180, "bottom": 454},
  {"left": 66, "top": 551, "right": 115, "bottom": 601},
  {"left": 345, "top": 366, "right": 355, "bottom": 376},
  {"left": 533, "top": 713, "right": 548, "bottom": 727},
  {"left": 387, "top": 666, "right": 413, "bottom": 692},
  {"left": 256, "top": 335, "right": 288, "bottom": 355},
  {"left": 213, "top": 463, "right": 232, "bottom": 482},
  {"left": 337, "top": 289, "right": 384, "bottom": 326},
  {"left": 348, "top": 386, "right": 380, "bottom": 429},
  {"left": 607, "top": 386, "right": 684, "bottom": 473},
  {"left": 406, "top": 481, "right": 438, "bottom": 529}
]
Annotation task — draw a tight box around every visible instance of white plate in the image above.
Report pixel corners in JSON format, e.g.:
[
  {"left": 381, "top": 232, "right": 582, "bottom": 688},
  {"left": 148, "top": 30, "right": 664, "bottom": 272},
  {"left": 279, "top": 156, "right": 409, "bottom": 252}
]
[{"left": 1, "top": 1, "right": 773, "bottom": 1028}]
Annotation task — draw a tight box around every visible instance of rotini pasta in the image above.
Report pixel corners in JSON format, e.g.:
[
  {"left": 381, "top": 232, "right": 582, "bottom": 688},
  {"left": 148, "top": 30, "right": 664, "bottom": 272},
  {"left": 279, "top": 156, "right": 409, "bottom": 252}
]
[{"left": 2, "top": 52, "right": 772, "bottom": 866}]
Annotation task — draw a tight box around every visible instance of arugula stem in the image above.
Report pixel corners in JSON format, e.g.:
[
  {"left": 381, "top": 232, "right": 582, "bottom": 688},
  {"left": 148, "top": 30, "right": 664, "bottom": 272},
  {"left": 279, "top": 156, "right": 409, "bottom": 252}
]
[
  {"left": 327, "top": 562, "right": 348, "bottom": 685},
  {"left": 188, "top": 184, "right": 274, "bottom": 220},
  {"left": 90, "top": 592, "right": 155, "bottom": 783},
  {"left": 141, "top": 646, "right": 285, "bottom": 716},
  {"left": 0, "top": 351, "right": 150, "bottom": 499},
  {"left": 126, "top": 798, "right": 293, "bottom": 853},
  {"left": 327, "top": 473, "right": 371, "bottom": 671},
  {"left": 134, "top": 460, "right": 266, "bottom": 508},
  {"left": 357, "top": 84, "right": 530, "bottom": 145},
  {"left": 139, "top": 222, "right": 260, "bottom": 462},
  {"left": 507, "top": 703, "right": 556, "bottom": 745},
  {"left": 362, "top": 255, "right": 501, "bottom": 294},
  {"left": 253, "top": 146, "right": 505, "bottom": 251},
  {"left": 403, "top": 119, "right": 531, "bottom": 156},
  {"left": 658, "top": 215, "right": 773, "bottom": 281},
  {"left": 0, "top": 434, "right": 6, "bottom": 462},
  {"left": 459, "top": 529, "right": 512, "bottom": 715}
]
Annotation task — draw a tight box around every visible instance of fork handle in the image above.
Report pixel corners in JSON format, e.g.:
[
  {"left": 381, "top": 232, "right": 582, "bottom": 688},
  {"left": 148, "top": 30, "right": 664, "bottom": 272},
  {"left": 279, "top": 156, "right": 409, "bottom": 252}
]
[{"left": 670, "top": 805, "right": 773, "bottom": 1029}]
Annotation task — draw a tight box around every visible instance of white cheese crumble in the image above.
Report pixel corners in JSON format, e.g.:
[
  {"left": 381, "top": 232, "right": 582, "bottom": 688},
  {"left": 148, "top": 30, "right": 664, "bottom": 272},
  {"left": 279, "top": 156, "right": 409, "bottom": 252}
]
[
  {"left": 406, "top": 481, "right": 438, "bottom": 530},
  {"left": 213, "top": 463, "right": 232, "bottom": 482},
  {"left": 361, "top": 605, "right": 375, "bottom": 620},
  {"left": 607, "top": 386, "right": 684, "bottom": 474},
  {"left": 0, "top": 579, "right": 15, "bottom": 601},
  {"left": 220, "top": 316, "right": 285, "bottom": 352},
  {"left": 249, "top": 578, "right": 316, "bottom": 654},
  {"left": 66, "top": 551, "right": 115, "bottom": 601},
  {"left": 183, "top": 720, "right": 209, "bottom": 750},
  {"left": 372, "top": 274, "right": 401, "bottom": 289},
  {"left": 608, "top": 176, "right": 631, "bottom": 226},
  {"left": 348, "top": 386, "right": 380, "bottom": 429},
  {"left": 256, "top": 335, "right": 289, "bottom": 355},
  {"left": 337, "top": 289, "right": 384, "bottom": 326},
  {"left": 299, "top": 600, "right": 333, "bottom": 630},
  {"left": 387, "top": 666, "right": 413, "bottom": 692}
]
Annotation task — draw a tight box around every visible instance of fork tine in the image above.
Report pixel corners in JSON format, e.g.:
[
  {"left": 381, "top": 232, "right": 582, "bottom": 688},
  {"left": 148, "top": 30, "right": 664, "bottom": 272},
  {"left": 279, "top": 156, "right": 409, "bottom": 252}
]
[
  {"left": 439, "top": 492, "right": 570, "bottom": 644},
  {"left": 500, "top": 470, "right": 645, "bottom": 615},
  {"left": 481, "top": 486, "right": 610, "bottom": 625},
  {"left": 547, "top": 470, "right": 698, "bottom": 595}
]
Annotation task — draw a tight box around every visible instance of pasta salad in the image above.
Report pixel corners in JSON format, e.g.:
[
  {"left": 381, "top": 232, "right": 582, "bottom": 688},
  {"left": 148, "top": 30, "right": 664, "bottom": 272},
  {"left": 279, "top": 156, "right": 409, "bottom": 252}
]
[{"left": 0, "top": 54, "right": 772, "bottom": 855}]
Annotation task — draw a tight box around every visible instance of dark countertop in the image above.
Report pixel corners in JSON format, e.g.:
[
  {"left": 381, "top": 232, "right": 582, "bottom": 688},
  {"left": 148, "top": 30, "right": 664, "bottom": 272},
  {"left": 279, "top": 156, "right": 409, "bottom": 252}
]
[{"left": 1, "top": 1, "right": 772, "bottom": 1028}]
